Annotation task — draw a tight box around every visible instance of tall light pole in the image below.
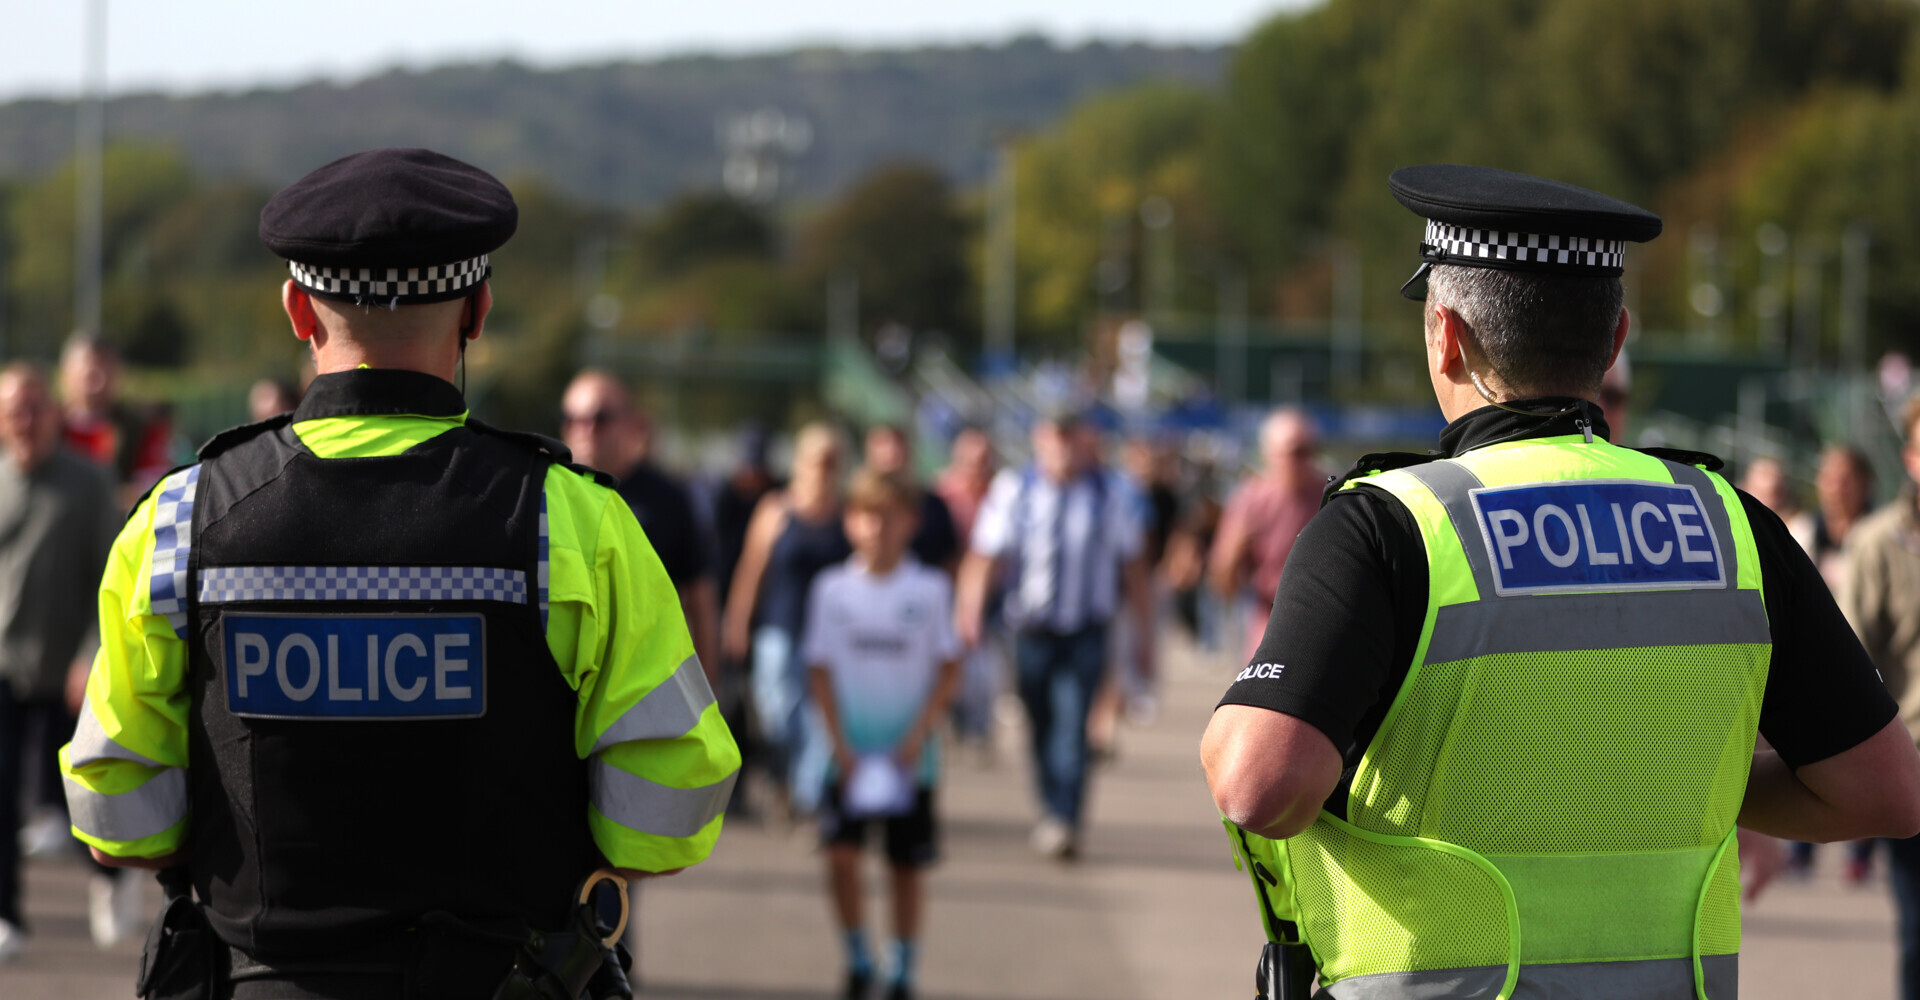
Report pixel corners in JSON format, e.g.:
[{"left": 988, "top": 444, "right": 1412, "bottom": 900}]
[
  {"left": 983, "top": 139, "right": 1017, "bottom": 376},
  {"left": 74, "top": 0, "right": 107, "bottom": 340}
]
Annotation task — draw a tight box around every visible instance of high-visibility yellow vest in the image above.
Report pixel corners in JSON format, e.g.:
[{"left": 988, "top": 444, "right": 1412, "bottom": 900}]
[{"left": 1229, "top": 435, "right": 1770, "bottom": 1000}]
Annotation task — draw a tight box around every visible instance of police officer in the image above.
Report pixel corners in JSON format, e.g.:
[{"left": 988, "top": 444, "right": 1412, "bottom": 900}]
[
  {"left": 60, "top": 148, "right": 740, "bottom": 1000},
  {"left": 1201, "top": 164, "right": 1920, "bottom": 1000}
]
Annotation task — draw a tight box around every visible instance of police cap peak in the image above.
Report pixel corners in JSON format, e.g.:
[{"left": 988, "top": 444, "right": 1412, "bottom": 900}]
[
  {"left": 259, "top": 148, "right": 517, "bottom": 306},
  {"left": 1389, "top": 164, "right": 1661, "bottom": 299}
]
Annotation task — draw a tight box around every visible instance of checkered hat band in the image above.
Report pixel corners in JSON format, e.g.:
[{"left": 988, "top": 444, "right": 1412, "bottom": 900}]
[
  {"left": 287, "top": 255, "right": 489, "bottom": 300},
  {"left": 199, "top": 565, "right": 528, "bottom": 605},
  {"left": 1423, "top": 221, "right": 1625, "bottom": 270}
]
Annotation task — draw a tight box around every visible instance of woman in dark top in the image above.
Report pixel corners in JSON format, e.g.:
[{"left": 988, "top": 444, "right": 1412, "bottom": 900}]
[{"left": 723, "top": 422, "right": 850, "bottom": 815}]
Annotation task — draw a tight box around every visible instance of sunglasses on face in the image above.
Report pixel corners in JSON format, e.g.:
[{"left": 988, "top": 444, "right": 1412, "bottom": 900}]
[{"left": 561, "top": 409, "right": 616, "bottom": 430}]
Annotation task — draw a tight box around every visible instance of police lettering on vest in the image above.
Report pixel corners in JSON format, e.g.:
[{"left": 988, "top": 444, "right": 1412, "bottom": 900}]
[
  {"left": 224, "top": 612, "right": 486, "bottom": 719},
  {"left": 1469, "top": 480, "right": 1726, "bottom": 596}
]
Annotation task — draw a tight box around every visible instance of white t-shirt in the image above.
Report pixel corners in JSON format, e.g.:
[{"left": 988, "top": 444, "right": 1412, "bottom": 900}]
[{"left": 801, "top": 556, "right": 961, "bottom": 785}]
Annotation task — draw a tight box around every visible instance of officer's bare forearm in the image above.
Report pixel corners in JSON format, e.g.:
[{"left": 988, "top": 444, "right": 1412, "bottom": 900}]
[
  {"left": 1202, "top": 704, "right": 1341, "bottom": 840},
  {"left": 1739, "top": 717, "right": 1920, "bottom": 842},
  {"left": 91, "top": 845, "right": 183, "bottom": 871}
]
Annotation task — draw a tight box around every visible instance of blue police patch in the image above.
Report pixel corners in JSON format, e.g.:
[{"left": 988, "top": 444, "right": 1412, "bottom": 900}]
[
  {"left": 1468, "top": 480, "right": 1725, "bottom": 596},
  {"left": 222, "top": 613, "right": 486, "bottom": 720}
]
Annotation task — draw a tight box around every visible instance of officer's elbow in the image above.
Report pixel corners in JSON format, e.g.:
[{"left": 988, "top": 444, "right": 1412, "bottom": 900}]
[
  {"left": 1202, "top": 708, "right": 1332, "bottom": 840},
  {"left": 1214, "top": 783, "right": 1318, "bottom": 841}
]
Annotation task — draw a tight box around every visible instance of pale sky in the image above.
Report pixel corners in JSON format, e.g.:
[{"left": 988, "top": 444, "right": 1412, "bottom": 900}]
[{"left": 0, "top": 2, "right": 1303, "bottom": 102}]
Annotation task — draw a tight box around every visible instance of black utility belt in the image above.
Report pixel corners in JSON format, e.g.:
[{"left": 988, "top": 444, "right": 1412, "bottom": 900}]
[
  {"left": 138, "top": 869, "right": 637, "bottom": 1000},
  {"left": 226, "top": 938, "right": 416, "bottom": 982}
]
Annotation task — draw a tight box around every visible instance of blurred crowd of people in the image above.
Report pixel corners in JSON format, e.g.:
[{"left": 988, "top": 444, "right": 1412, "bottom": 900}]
[
  {"left": 15, "top": 337, "right": 1920, "bottom": 990},
  {"left": 0, "top": 336, "right": 194, "bottom": 958}
]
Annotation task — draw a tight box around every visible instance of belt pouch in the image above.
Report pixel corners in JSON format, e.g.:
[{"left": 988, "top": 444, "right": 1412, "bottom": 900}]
[
  {"left": 407, "top": 912, "right": 521, "bottom": 1000},
  {"left": 137, "top": 874, "right": 222, "bottom": 1000}
]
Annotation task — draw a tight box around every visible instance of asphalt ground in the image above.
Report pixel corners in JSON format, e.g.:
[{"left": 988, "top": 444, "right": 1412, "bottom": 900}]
[{"left": 1, "top": 629, "right": 1903, "bottom": 999}]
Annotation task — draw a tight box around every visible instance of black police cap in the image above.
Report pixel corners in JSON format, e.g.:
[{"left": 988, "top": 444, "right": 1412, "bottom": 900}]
[
  {"left": 1389, "top": 164, "right": 1661, "bottom": 300},
  {"left": 259, "top": 148, "right": 518, "bottom": 306}
]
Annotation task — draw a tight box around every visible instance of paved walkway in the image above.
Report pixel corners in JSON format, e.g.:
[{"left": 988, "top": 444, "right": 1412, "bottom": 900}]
[{"left": 0, "top": 632, "right": 1903, "bottom": 998}]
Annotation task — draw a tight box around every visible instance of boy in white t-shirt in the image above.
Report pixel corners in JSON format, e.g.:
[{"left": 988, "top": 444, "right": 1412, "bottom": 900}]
[{"left": 804, "top": 467, "right": 962, "bottom": 1000}]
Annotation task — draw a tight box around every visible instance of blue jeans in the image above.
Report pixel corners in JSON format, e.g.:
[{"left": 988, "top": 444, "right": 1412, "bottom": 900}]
[
  {"left": 750, "top": 626, "right": 830, "bottom": 814},
  {"left": 1888, "top": 833, "right": 1920, "bottom": 1000},
  {"left": 1014, "top": 625, "right": 1109, "bottom": 828}
]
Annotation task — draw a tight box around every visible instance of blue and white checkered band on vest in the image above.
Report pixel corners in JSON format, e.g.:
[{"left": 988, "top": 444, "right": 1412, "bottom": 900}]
[
  {"left": 287, "top": 254, "right": 489, "bottom": 302},
  {"left": 1423, "top": 220, "right": 1627, "bottom": 271}
]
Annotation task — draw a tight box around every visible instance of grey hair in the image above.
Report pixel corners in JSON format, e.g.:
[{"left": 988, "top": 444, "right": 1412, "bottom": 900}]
[{"left": 1426, "top": 265, "right": 1625, "bottom": 397}]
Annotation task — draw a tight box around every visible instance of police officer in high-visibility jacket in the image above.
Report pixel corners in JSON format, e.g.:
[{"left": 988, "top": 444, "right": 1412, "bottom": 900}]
[
  {"left": 59, "top": 148, "right": 740, "bottom": 1000},
  {"left": 1201, "top": 165, "right": 1920, "bottom": 1000}
]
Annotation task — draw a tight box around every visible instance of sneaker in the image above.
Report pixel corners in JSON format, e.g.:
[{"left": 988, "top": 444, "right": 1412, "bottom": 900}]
[
  {"left": 885, "top": 982, "right": 913, "bottom": 1000},
  {"left": 0, "top": 918, "right": 23, "bottom": 963},
  {"left": 1030, "top": 816, "right": 1075, "bottom": 859},
  {"left": 844, "top": 967, "right": 874, "bottom": 1000}
]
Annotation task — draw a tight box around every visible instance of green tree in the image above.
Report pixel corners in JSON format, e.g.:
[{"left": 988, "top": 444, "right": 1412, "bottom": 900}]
[
  {"left": 643, "top": 192, "right": 776, "bottom": 275},
  {"left": 796, "top": 161, "right": 971, "bottom": 340},
  {"left": 1009, "top": 84, "right": 1216, "bottom": 345},
  {"left": 1734, "top": 88, "right": 1920, "bottom": 355}
]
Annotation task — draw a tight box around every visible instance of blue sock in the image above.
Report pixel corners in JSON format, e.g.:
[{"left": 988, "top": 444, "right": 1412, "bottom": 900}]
[
  {"left": 890, "top": 938, "right": 917, "bottom": 986},
  {"left": 844, "top": 928, "right": 873, "bottom": 977}
]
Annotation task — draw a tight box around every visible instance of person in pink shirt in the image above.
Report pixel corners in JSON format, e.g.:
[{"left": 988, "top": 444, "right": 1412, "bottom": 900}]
[
  {"left": 933, "top": 425, "right": 994, "bottom": 545},
  {"left": 1208, "top": 408, "right": 1324, "bottom": 662}
]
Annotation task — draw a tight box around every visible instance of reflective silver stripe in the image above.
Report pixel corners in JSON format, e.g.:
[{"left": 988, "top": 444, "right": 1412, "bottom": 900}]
[
  {"left": 591, "top": 656, "right": 714, "bottom": 755},
  {"left": 1426, "top": 588, "right": 1771, "bottom": 663},
  {"left": 1326, "top": 964, "right": 1505, "bottom": 1000},
  {"left": 1401, "top": 460, "right": 1497, "bottom": 597},
  {"left": 64, "top": 766, "right": 188, "bottom": 843},
  {"left": 590, "top": 757, "right": 736, "bottom": 839},
  {"left": 1327, "top": 954, "right": 1735, "bottom": 1000},
  {"left": 148, "top": 465, "right": 200, "bottom": 639},
  {"left": 199, "top": 565, "right": 528, "bottom": 604},
  {"left": 1664, "top": 460, "right": 1741, "bottom": 582},
  {"left": 68, "top": 697, "right": 166, "bottom": 769}
]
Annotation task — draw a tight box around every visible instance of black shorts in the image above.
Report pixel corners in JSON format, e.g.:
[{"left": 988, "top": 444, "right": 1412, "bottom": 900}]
[{"left": 819, "top": 784, "right": 939, "bottom": 868}]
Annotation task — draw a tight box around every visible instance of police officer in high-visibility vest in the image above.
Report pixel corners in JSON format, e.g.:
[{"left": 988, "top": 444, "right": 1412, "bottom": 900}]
[
  {"left": 1201, "top": 164, "right": 1920, "bottom": 1000},
  {"left": 59, "top": 148, "right": 741, "bottom": 1000}
]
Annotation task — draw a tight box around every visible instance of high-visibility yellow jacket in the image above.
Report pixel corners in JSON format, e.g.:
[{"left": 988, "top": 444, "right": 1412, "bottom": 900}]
[
  {"left": 62, "top": 401, "right": 740, "bottom": 874},
  {"left": 1232, "top": 434, "right": 1769, "bottom": 1000}
]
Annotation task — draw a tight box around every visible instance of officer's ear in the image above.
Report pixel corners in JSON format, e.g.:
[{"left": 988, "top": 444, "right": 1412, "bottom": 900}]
[
  {"left": 459, "top": 285, "right": 493, "bottom": 342},
  {"left": 1427, "top": 304, "right": 1472, "bottom": 386},
  {"left": 283, "top": 282, "right": 321, "bottom": 343},
  {"left": 1603, "top": 307, "right": 1631, "bottom": 372}
]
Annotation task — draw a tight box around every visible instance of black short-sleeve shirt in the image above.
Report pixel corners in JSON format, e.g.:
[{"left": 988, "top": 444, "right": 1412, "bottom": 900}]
[
  {"left": 615, "top": 461, "right": 709, "bottom": 589},
  {"left": 1219, "top": 401, "right": 1897, "bottom": 812}
]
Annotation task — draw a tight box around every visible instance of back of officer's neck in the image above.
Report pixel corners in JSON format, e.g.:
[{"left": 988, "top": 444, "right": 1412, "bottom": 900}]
[
  {"left": 310, "top": 332, "right": 462, "bottom": 384},
  {"left": 1435, "top": 375, "right": 1597, "bottom": 423}
]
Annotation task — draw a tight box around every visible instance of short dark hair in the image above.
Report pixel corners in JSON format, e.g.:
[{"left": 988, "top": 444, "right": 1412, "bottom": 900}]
[{"left": 1427, "top": 265, "right": 1625, "bottom": 397}]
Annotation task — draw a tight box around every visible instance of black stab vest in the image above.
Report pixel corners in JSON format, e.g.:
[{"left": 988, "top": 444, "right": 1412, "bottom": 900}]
[{"left": 184, "top": 415, "right": 596, "bottom": 960}]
